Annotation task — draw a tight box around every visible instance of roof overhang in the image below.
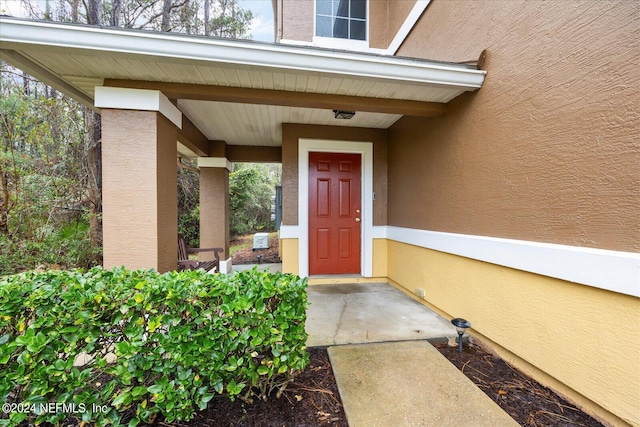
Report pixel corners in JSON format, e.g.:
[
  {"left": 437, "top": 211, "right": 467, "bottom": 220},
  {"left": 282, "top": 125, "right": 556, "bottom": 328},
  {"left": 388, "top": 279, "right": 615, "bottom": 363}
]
[{"left": 0, "top": 16, "right": 487, "bottom": 150}]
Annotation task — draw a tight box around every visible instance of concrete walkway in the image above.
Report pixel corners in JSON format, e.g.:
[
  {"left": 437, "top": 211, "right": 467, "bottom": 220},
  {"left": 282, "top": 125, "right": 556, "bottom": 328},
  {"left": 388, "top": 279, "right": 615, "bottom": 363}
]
[
  {"left": 329, "top": 341, "right": 519, "bottom": 427},
  {"left": 306, "top": 282, "right": 454, "bottom": 347},
  {"left": 306, "top": 282, "right": 518, "bottom": 427}
]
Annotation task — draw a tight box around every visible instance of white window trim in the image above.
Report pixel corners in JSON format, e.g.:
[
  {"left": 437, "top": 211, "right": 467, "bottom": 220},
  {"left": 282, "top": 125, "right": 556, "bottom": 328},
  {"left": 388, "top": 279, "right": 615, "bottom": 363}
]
[
  {"left": 289, "top": 0, "right": 431, "bottom": 55},
  {"left": 313, "top": 0, "right": 370, "bottom": 49},
  {"left": 295, "top": 138, "right": 374, "bottom": 278}
]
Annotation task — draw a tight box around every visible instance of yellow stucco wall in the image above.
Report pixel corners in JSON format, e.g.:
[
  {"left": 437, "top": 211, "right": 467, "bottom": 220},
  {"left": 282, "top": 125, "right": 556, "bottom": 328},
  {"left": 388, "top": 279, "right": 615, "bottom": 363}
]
[
  {"left": 372, "top": 239, "right": 388, "bottom": 278},
  {"left": 385, "top": 240, "right": 640, "bottom": 426},
  {"left": 280, "top": 238, "right": 299, "bottom": 275}
]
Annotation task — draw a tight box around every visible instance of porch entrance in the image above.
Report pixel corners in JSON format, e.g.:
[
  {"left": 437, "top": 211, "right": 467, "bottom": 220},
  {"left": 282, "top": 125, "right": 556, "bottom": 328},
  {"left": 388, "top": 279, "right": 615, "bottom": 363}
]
[{"left": 308, "top": 152, "right": 361, "bottom": 275}]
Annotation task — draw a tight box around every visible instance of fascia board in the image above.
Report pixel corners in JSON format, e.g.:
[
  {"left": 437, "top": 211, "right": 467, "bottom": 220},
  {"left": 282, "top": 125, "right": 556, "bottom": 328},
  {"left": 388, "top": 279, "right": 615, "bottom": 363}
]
[{"left": 0, "top": 17, "right": 486, "bottom": 90}]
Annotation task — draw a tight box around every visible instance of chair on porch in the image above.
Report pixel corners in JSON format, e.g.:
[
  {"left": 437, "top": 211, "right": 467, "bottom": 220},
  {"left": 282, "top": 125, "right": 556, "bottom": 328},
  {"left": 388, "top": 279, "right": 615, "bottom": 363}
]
[{"left": 178, "top": 233, "right": 224, "bottom": 273}]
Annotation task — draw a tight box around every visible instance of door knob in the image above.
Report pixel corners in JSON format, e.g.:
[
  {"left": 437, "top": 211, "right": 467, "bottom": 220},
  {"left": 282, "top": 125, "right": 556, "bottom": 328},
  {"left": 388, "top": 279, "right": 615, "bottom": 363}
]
[{"left": 355, "top": 218, "right": 361, "bottom": 222}]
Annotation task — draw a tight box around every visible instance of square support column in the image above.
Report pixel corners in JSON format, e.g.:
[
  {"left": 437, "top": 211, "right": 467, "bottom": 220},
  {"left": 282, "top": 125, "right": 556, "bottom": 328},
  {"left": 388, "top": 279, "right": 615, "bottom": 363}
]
[
  {"left": 101, "top": 109, "right": 178, "bottom": 272},
  {"left": 198, "top": 158, "right": 231, "bottom": 270}
]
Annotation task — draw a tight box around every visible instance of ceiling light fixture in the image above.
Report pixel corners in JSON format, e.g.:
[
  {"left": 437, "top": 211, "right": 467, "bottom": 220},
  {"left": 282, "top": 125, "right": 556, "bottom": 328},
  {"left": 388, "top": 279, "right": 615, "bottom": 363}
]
[{"left": 333, "top": 109, "right": 356, "bottom": 119}]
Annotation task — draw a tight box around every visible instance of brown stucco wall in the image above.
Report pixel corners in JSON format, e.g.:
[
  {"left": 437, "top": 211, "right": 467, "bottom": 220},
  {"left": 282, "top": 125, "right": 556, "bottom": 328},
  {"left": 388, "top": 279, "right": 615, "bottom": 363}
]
[
  {"left": 102, "top": 110, "right": 178, "bottom": 272},
  {"left": 280, "top": 0, "right": 313, "bottom": 42},
  {"left": 388, "top": 0, "right": 640, "bottom": 252},
  {"left": 368, "top": 0, "right": 388, "bottom": 49},
  {"left": 387, "top": 0, "right": 416, "bottom": 46},
  {"left": 281, "top": 124, "right": 388, "bottom": 227}
]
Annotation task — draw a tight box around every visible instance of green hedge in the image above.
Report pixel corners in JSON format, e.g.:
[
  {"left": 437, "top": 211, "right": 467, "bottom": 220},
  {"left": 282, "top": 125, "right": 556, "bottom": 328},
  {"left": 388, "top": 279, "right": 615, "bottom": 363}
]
[{"left": 0, "top": 267, "right": 309, "bottom": 426}]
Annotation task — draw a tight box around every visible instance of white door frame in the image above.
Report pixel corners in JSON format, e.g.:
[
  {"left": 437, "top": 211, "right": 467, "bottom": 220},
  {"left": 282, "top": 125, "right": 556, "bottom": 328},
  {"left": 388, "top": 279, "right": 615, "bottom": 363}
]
[{"left": 297, "top": 138, "right": 374, "bottom": 277}]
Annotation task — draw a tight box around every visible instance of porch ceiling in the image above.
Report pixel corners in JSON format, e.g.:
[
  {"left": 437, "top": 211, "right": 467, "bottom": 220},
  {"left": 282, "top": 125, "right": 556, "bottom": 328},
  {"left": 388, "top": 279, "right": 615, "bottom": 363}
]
[{"left": 0, "top": 16, "right": 486, "bottom": 150}]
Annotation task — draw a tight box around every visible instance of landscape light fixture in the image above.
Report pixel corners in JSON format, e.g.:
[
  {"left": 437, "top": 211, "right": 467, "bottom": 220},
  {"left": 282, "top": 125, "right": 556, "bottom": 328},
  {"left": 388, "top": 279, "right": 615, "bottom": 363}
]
[
  {"left": 451, "top": 318, "right": 471, "bottom": 353},
  {"left": 333, "top": 109, "right": 355, "bottom": 119}
]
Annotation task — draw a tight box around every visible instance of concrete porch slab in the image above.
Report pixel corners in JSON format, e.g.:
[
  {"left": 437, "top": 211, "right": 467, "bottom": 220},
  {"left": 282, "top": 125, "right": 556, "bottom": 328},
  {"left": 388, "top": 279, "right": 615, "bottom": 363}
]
[
  {"left": 306, "top": 283, "right": 454, "bottom": 347},
  {"left": 328, "top": 341, "right": 520, "bottom": 427}
]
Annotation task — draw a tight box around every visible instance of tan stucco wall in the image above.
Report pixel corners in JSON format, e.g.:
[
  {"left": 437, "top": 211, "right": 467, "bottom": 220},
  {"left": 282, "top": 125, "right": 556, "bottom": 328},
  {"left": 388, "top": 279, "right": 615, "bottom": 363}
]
[
  {"left": 386, "top": 0, "right": 416, "bottom": 47},
  {"left": 389, "top": 0, "right": 640, "bottom": 252},
  {"left": 200, "top": 167, "right": 229, "bottom": 259},
  {"left": 280, "top": 238, "right": 299, "bottom": 274},
  {"left": 281, "top": 123, "right": 388, "bottom": 227},
  {"left": 102, "top": 110, "right": 177, "bottom": 272},
  {"left": 368, "top": 0, "right": 388, "bottom": 49},
  {"left": 280, "top": 0, "right": 313, "bottom": 42},
  {"left": 386, "top": 240, "right": 640, "bottom": 426}
]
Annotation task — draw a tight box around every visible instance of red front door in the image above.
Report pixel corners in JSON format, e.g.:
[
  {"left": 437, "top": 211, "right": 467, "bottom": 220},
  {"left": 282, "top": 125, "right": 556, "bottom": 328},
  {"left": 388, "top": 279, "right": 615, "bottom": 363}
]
[{"left": 309, "top": 152, "right": 361, "bottom": 275}]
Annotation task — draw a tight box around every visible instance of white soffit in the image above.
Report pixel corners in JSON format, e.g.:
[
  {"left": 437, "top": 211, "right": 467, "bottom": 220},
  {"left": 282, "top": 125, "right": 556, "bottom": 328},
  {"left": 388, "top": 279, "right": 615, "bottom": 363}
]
[
  {"left": 178, "top": 100, "right": 401, "bottom": 146},
  {"left": 0, "top": 16, "right": 486, "bottom": 96}
]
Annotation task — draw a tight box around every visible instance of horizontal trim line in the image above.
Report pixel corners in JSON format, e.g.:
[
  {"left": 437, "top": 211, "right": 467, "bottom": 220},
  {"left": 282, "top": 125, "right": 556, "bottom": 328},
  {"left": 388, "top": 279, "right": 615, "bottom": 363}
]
[
  {"left": 382, "top": 226, "right": 640, "bottom": 297},
  {"left": 278, "top": 225, "right": 299, "bottom": 239}
]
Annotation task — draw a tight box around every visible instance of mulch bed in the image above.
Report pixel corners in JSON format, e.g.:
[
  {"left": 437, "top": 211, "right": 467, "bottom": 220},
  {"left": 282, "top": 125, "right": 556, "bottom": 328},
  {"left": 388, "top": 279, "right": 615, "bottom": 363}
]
[
  {"left": 176, "top": 347, "right": 347, "bottom": 427},
  {"left": 231, "top": 234, "right": 281, "bottom": 265},
  {"left": 434, "top": 341, "right": 605, "bottom": 427}
]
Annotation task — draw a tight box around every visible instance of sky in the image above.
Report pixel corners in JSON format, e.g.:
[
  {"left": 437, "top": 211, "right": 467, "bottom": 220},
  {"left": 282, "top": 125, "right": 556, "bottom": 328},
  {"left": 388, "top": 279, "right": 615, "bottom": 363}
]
[
  {"left": 240, "top": 0, "right": 275, "bottom": 42},
  {"left": 0, "top": 0, "right": 275, "bottom": 42}
]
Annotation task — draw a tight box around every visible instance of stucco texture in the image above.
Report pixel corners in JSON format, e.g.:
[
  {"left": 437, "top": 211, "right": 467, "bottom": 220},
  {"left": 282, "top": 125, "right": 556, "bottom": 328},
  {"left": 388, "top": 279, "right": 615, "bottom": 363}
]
[
  {"left": 102, "top": 110, "right": 178, "bottom": 272},
  {"left": 391, "top": 0, "right": 640, "bottom": 252},
  {"left": 386, "top": 240, "right": 640, "bottom": 426}
]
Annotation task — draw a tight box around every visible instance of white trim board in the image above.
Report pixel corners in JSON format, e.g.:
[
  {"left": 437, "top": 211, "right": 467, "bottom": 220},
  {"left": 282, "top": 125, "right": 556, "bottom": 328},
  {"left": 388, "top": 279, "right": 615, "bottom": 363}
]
[
  {"left": 298, "top": 139, "right": 374, "bottom": 278},
  {"left": 197, "top": 157, "right": 232, "bottom": 171},
  {"left": 381, "top": 226, "right": 640, "bottom": 298},
  {"left": 94, "top": 87, "right": 182, "bottom": 128}
]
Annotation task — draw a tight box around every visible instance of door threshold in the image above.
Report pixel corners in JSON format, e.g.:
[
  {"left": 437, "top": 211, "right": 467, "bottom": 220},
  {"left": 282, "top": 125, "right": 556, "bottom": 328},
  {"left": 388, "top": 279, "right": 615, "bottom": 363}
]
[{"left": 308, "top": 276, "right": 388, "bottom": 286}]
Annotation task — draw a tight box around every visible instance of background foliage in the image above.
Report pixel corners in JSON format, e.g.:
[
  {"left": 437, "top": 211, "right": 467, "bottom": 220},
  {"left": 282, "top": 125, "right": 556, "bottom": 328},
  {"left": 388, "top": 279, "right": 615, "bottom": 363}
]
[
  {"left": 229, "top": 163, "right": 281, "bottom": 237},
  {"left": 0, "top": 76, "right": 96, "bottom": 274},
  {"left": 0, "top": 267, "right": 309, "bottom": 426},
  {"left": 0, "top": 0, "right": 263, "bottom": 274}
]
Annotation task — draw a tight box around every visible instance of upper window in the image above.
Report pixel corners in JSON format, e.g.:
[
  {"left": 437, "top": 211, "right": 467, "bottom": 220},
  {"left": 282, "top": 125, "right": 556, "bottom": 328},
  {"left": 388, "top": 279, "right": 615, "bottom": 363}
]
[{"left": 316, "top": 0, "right": 367, "bottom": 41}]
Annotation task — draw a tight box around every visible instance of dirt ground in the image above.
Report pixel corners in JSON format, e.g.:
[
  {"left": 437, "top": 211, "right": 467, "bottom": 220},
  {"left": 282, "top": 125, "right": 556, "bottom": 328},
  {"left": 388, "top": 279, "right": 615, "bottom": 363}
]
[
  {"left": 176, "top": 347, "right": 347, "bottom": 427},
  {"left": 231, "top": 233, "right": 281, "bottom": 265},
  {"left": 434, "top": 341, "right": 605, "bottom": 427}
]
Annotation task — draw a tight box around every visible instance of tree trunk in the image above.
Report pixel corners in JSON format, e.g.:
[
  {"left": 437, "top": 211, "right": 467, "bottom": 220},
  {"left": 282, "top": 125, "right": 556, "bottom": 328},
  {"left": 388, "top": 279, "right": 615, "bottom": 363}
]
[
  {"left": 86, "top": 0, "right": 102, "bottom": 25},
  {"left": 70, "top": 0, "right": 80, "bottom": 22},
  {"left": 161, "top": 0, "right": 172, "bottom": 31},
  {"left": 204, "top": 0, "right": 210, "bottom": 35},
  {"left": 22, "top": 70, "right": 29, "bottom": 96},
  {"left": 111, "top": 0, "right": 122, "bottom": 26}
]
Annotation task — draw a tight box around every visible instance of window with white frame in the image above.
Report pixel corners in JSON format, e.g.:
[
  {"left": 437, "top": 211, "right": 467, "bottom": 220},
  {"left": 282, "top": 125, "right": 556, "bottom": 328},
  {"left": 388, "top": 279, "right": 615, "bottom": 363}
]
[{"left": 316, "top": 0, "right": 367, "bottom": 41}]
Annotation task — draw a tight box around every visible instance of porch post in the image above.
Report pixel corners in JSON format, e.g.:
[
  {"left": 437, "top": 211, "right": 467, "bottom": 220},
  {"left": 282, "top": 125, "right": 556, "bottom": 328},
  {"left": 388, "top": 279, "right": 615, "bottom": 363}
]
[
  {"left": 198, "top": 157, "right": 231, "bottom": 272},
  {"left": 97, "top": 87, "right": 181, "bottom": 272}
]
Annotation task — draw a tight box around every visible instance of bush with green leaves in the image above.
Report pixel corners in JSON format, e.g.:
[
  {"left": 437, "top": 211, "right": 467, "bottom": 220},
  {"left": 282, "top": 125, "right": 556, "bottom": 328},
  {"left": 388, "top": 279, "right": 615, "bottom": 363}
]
[{"left": 0, "top": 267, "right": 309, "bottom": 426}]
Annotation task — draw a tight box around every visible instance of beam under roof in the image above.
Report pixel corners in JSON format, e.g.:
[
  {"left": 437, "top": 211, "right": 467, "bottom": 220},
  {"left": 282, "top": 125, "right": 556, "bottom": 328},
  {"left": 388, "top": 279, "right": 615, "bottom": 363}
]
[{"left": 104, "top": 79, "right": 447, "bottom": 118}]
